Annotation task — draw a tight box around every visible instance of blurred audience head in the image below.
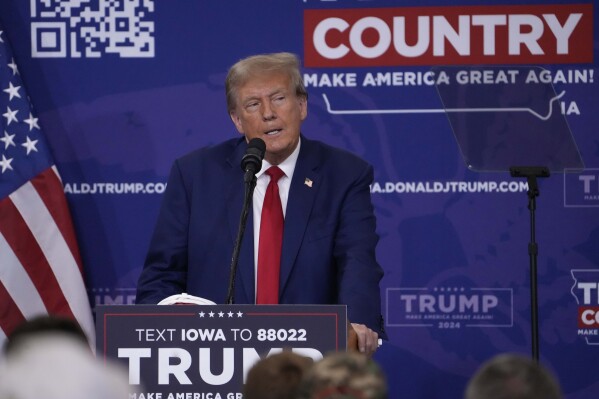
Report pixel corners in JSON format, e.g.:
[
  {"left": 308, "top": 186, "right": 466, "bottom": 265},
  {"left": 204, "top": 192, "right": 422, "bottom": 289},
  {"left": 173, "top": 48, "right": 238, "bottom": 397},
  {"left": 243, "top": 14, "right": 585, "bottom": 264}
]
[
  {"left": 244, "top": 351, "right": 313, "bottom": 399},
  {"left": 3, "top": 314, "right": 89, "bottom": 356},
  {"left": 465, "top": 353, "right": 563, "bottom": 399},
  {"left": 0, "top": 315, "right": 133, "bottom": 399},
  {"left": 298, "top": 351, "right": 387, "bottom": 399}
]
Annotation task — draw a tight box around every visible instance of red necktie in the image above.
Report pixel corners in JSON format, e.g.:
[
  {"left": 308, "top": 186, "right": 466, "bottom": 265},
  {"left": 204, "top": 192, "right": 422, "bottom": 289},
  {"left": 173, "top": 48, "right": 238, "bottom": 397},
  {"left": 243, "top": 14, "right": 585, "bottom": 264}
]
[{"left": 257, "top": 166, "right": 285, "bottom": 304}]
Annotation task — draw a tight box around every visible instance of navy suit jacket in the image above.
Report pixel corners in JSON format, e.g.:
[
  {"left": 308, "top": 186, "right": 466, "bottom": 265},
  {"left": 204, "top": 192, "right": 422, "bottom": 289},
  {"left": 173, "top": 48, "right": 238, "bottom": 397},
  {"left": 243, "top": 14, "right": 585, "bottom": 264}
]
[{"left": 136, "top": 135, "right": 385, "bottom": 336}]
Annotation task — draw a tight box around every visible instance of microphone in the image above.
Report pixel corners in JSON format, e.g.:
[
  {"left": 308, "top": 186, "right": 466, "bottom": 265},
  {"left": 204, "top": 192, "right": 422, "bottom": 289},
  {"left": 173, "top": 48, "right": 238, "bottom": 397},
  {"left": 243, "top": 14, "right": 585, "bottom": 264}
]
[
  {"left": 226, "top": 138, "right": 266, "bottom": 304},
  {"left": 241, "top": 138, "right": 266, "bottom": 175}
]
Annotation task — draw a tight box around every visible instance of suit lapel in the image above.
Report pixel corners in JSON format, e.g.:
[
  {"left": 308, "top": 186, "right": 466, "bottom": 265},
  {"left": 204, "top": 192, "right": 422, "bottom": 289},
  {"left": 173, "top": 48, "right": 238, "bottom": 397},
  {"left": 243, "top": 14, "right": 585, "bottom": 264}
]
[
  {"left": 279, "top": 138, "right": 321, "bottom": 295},
  {"left": 225, "top": 139, "right": 255, "bottom": 303}
]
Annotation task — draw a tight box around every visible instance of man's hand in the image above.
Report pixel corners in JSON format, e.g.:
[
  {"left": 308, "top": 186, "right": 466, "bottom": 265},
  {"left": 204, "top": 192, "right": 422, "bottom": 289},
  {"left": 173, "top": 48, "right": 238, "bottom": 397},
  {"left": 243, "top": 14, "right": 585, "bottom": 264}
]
[{"left": 350, "top": 323, "right": 379, "bottom": 356}]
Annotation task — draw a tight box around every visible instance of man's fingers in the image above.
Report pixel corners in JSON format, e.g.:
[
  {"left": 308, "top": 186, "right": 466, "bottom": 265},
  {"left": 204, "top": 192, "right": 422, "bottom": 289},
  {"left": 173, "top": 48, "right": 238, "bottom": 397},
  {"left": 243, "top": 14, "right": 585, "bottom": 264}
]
[{"left": 351, "top": 323, "right": 379, "bottom": 356}]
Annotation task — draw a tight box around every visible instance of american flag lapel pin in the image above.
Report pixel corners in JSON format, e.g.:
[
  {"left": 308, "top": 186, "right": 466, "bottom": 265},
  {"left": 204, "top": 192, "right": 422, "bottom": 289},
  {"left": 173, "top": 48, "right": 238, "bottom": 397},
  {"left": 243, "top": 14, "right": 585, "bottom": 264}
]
[{"left": 304, "top": 178, "right": 313, "bottom": 188}]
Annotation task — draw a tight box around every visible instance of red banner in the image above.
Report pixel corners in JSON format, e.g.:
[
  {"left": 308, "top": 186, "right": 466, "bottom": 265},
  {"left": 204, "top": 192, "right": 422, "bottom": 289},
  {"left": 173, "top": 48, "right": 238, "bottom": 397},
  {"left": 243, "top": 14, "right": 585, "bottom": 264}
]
[
  {"left": 579, "top": 306, "right": 599, "bottom": 328},
  {"left": 304, "top": 4, "right": 593, "bottom": 67}
]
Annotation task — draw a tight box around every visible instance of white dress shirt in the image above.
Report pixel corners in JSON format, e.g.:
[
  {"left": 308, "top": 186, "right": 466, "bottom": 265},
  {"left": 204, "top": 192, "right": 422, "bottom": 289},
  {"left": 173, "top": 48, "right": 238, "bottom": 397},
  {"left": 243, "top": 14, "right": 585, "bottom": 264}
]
[{"left": 252, "top": 138, "right": 301, "bottom": 293}]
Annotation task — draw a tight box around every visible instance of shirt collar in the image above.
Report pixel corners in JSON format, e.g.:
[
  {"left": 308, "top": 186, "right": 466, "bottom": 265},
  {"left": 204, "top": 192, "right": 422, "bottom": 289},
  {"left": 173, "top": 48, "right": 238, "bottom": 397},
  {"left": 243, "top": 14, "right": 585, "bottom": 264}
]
[{"left": 257, "top": 137, "right": 301, "bottom": 180}]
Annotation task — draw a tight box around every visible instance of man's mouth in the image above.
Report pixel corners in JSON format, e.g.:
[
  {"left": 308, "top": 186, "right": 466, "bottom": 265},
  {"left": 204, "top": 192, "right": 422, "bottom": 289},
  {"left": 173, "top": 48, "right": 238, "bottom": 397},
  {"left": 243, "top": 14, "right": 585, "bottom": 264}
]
[{"left": 264, "top": 129, "right": 282, "bottom": 136}]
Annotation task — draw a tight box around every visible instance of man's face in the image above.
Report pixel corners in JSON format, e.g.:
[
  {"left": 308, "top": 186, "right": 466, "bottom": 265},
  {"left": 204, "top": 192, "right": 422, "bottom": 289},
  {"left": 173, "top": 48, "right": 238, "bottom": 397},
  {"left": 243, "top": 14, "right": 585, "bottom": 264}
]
[{"left": 230, "top": 72, "right": 307, "bottom": 165}]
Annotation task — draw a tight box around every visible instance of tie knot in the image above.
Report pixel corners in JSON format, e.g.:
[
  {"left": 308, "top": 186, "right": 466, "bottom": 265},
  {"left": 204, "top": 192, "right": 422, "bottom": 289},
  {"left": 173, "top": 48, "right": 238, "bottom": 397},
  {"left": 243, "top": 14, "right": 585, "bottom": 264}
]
[{"left": 266, "top": 166, "right": 285, "bottom": 183}]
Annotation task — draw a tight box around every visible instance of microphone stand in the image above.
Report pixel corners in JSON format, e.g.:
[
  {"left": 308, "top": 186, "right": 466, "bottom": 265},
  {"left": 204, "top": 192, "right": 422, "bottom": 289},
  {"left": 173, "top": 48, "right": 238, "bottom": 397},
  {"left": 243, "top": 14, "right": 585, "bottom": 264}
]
[
  {"left": 509, "top": 166, "right": 549, "bottom": 363},
  {"left": 226, "top": 170, "right": 257, "bottom": 304}
]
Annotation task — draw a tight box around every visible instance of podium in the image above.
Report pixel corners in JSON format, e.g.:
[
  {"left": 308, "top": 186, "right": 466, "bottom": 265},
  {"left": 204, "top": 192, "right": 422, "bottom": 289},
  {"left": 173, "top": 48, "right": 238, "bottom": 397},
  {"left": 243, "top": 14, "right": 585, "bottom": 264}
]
[{"left": 96, "top": 304, "right": 348, "bottom": 398}]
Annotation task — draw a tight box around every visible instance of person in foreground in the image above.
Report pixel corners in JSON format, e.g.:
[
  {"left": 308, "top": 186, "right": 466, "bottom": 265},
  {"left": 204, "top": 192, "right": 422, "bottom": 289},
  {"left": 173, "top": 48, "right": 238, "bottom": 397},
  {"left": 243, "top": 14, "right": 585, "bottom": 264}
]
[
  {"left": 0, "top": 316, "right": 133, "bottom": 399},
  {"left": 136, "top": 52, "right": 385, "bottom": 354},
  {"left": 465, "top": 353, "right": 563, "bottom": 399},
  {"left": 243, "top": 352, "right": 313, "bottom": 399},
  {"left": 298, "top": 351, "right": 387, "bottom": 399},
  {"left": 3, "top": 314, "right": 90, "bottom": 356}
]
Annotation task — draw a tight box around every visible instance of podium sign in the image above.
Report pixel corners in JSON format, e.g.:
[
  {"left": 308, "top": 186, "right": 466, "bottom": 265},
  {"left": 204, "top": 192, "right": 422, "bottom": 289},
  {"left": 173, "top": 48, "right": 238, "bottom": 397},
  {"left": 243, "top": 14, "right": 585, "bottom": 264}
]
[{"left": 96, "top": 304, "right": 347, "bottom": 399}]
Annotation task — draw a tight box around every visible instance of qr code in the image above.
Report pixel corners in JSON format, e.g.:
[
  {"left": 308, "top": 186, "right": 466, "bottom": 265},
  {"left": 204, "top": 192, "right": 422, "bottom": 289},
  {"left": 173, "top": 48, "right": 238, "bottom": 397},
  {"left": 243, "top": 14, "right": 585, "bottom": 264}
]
[{"left": 31, "top": 0, "right": 155, "bottom": 58}]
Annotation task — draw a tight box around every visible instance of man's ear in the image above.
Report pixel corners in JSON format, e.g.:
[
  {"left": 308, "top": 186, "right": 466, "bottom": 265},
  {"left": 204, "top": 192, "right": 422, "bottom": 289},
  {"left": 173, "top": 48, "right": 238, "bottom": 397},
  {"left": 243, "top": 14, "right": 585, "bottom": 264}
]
[
  {"left": 299, "top": 96, "right": 308, "bottom": 121},
  {"left": 229, "top": 111, "right": 244, "bottom": 134}
]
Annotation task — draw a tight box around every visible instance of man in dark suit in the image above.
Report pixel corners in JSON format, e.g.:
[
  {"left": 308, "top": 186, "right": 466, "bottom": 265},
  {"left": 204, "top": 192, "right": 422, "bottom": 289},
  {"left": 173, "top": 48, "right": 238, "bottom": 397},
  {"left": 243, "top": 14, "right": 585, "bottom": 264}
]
[{"left": 136, "top": 52, "right": 384, "bottom": 354}]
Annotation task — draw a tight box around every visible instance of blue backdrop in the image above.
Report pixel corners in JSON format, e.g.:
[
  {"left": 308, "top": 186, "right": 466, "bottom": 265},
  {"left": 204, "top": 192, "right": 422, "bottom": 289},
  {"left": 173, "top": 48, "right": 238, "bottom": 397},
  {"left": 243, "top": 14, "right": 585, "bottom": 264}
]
[{"left": 1, "top": 1, "right": 598, "bottom": 398}]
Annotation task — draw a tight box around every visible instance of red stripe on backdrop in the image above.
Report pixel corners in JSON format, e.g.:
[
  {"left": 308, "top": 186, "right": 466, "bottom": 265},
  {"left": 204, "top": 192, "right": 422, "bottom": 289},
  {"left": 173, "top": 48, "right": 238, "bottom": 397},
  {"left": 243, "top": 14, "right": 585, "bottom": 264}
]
[
  {"left": 31, "top": 168, "right": 84, "bottom": 273},
  {"left": 0, "top": 197, "right": 75, "bottom": 318},
  {"left": 0, "top": 281, "right": 26, "bottom": 337}
]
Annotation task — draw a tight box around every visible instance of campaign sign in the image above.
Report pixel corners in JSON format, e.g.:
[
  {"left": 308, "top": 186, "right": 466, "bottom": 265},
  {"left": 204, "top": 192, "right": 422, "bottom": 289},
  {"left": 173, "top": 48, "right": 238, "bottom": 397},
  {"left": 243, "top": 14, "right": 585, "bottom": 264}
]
[{"left": 96, "top": 305, "right": 347, "bottom": 399}]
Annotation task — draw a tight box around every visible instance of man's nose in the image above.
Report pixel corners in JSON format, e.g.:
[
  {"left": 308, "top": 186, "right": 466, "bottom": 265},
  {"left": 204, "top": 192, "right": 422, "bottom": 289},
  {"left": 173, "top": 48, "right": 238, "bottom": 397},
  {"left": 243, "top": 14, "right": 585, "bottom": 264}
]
[{"left": 261, "top": 102, "right": 276, "bottom": 120}]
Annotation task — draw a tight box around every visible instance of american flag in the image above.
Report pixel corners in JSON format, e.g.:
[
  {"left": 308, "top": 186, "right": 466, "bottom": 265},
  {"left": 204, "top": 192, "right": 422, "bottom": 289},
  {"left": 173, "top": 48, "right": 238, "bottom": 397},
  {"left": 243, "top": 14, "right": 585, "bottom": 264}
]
[{"left": 0, "top": 29, "right": 95, "bottom": 346}]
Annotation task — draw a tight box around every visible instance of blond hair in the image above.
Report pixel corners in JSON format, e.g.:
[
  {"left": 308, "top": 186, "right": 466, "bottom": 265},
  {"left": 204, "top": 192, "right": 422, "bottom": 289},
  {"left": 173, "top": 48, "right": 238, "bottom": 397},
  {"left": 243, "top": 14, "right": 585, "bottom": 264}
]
[{"left": 225, "top": 52, "right": 308, "bottom": 113}]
